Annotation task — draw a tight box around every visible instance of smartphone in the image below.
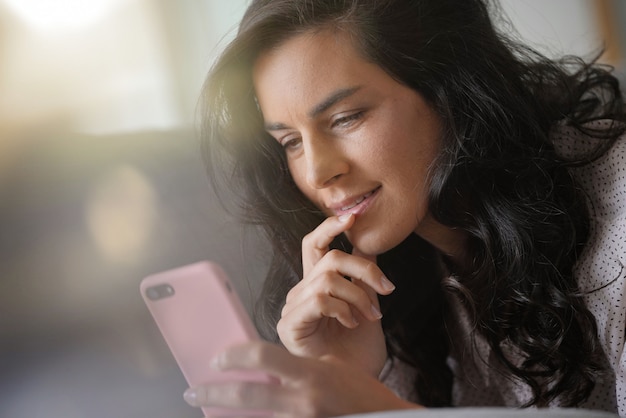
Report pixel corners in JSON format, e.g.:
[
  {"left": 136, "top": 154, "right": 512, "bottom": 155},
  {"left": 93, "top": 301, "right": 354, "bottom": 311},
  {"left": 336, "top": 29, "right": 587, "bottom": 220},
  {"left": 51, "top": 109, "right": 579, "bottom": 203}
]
[{"left": 140, "top": 261, "right": 273, "bottom": 417}]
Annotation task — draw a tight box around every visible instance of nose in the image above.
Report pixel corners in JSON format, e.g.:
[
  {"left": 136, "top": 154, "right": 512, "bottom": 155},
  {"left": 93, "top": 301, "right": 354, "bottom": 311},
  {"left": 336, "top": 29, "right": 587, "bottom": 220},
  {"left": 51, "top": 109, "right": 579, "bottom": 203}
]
[{"left": 303, "top": 134, "right": 349, "bottom": 189}]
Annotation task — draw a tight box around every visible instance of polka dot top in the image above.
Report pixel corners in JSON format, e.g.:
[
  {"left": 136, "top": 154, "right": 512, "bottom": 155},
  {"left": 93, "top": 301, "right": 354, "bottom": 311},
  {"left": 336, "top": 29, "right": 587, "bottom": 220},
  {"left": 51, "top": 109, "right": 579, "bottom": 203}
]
[{"left": 380, "top": 121, "right": 626, "bottom": 415}]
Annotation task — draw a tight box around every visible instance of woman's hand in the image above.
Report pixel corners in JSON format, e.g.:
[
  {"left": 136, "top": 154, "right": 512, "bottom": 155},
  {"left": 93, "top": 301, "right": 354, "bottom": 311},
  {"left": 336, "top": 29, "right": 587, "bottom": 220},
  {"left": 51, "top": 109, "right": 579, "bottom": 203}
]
[
  {"left": 183, "top": 341, "right": 421, "bottom": 417},
  {"left": 277, "top": 214, "right": 396, "bottom": 377}
]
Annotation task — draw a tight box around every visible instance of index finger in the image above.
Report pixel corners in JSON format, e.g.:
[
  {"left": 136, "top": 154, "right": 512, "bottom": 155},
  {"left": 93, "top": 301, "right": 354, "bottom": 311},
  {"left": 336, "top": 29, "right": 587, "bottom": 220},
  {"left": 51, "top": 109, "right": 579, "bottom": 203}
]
[
  {"left": 351, "top": 246, "right": 376, "bottom": 263},
  {"left": 302, "top": 213, "right": 355, "bottom": 276}
]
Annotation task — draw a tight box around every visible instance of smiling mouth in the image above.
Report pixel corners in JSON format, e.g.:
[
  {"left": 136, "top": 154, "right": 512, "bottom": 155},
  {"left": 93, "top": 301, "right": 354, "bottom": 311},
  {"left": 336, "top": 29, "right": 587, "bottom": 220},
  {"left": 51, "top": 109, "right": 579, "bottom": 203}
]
[
  {"left": 335, "top": 186, "right": 381, "bottom": 215},
  {"left": 341, "top": 190, "right": 375, "bottom": 211}
]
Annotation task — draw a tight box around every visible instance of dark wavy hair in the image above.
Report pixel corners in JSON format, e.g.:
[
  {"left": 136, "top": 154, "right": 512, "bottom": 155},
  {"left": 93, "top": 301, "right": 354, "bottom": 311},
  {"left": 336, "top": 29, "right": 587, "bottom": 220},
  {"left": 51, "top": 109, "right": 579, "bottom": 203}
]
[{"left": 200, "top": 0, "right": 626, "bottom": 408}]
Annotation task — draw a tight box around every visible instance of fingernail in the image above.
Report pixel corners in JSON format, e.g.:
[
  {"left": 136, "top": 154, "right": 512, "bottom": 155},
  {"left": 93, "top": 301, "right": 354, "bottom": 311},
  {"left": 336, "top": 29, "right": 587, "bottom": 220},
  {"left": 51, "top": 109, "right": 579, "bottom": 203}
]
[
  {"left": 338, "top": 213, "right": 352, "bottom": 222},
  {"left": 380, "top": 276, "right": 395, "bottom": 292},
  {"left": 183, "top": 388, "right": 198, "bottom": 406},
  {"left": 370, "top": 304, "right": 382, "bottom": 320}
]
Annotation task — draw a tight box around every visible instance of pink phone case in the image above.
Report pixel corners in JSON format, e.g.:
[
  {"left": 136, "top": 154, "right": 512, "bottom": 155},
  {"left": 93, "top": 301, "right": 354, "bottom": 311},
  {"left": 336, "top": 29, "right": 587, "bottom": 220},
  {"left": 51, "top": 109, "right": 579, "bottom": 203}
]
[{"left": 140, "top": 261, "right": 273, "bottom": 417}]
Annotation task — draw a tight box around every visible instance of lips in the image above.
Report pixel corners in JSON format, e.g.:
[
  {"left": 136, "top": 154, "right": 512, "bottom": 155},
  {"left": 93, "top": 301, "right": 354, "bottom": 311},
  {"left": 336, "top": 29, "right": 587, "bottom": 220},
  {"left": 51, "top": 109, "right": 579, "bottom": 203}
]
[
  {"left": 341, "top": 190, "right": 375, "bottom": 210},
  {"left": 332, "top": 186, "right": 381, "bottom": 216}
]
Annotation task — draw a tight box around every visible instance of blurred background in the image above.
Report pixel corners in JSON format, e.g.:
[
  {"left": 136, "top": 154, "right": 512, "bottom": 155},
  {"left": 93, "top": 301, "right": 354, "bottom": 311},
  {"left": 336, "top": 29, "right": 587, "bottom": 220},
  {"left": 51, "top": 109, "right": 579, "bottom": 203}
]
[{"left": 0, "top": 1, "right": 624, "bottom": 417}]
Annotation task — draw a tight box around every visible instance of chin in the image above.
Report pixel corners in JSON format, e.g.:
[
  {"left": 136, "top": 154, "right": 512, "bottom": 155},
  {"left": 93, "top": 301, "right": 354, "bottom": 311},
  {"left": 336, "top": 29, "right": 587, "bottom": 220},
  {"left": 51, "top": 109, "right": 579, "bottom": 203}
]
[{"left": 347, "top": 231, "right": 401, "bottom": 257}]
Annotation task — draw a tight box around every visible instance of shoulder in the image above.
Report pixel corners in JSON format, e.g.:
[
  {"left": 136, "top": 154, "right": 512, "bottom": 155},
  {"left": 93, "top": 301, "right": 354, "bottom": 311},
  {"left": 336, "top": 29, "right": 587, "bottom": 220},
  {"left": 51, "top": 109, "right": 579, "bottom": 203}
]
[
  {"left": 554, "top": 122, "right": 626, "bottom": 389},
  {"left": 552, "top": 121, "right": 626, "bottom": 294},
  {"left": 552, "top": 121, "right": 626, "bottom": 292},
  {"left": 552, "top": 121, "right": 626, "bottom": 221}
]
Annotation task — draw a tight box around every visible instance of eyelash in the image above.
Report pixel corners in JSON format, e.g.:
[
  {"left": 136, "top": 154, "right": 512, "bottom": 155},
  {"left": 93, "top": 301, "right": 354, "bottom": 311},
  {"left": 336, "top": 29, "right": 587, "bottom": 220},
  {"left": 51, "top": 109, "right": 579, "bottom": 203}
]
[
  {"left": 331, "top": 111, "right": 364, "bottom": 128},
  {"left": 281, "top": 136, "right": 302, "bottom": 151},
  {"left": 278, "top": 111, "right": 365, "bottom": 152}
]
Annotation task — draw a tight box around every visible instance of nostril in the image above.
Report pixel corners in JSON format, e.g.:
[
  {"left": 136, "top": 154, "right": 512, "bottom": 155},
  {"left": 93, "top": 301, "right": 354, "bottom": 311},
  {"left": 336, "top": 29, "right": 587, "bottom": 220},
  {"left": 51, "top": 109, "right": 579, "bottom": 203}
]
[
  {"left": 326, "top": 173, "right": 342, "bottom": 185},
  {"left": 307, "top": 170, "right": 342, "bottom": 189}
]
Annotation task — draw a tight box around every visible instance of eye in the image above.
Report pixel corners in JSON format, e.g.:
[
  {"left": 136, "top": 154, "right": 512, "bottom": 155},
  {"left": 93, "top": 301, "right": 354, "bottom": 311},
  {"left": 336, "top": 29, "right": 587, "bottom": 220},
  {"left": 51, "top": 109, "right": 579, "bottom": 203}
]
[
  {"left": 331, "top": 111, "right": 364, "bottom": 129},
  {"left": 281, "top": 135, "right": 302, "bottom": 152}
]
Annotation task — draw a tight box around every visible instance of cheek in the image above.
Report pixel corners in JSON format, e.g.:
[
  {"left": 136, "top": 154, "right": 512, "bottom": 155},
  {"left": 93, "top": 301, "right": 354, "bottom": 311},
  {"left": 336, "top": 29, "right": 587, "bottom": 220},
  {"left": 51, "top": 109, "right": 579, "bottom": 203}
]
[{"left": 288, "top": 160, "right": 315, "bottom": 199}]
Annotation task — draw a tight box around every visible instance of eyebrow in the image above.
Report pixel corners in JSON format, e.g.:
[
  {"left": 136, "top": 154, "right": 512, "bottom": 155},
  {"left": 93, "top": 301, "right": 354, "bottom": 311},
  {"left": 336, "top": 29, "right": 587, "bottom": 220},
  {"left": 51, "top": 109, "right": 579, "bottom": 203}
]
[
  {"left": 264, "top": 85, "right": 362, "bottom": 132},
  {"left": 308, "top": 86, "right": 362, "bottom": 118}
]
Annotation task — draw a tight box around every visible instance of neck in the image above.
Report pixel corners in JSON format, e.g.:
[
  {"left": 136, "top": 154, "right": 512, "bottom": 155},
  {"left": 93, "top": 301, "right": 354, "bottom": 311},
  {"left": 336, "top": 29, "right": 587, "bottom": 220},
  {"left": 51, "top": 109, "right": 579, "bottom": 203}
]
[{"left": 415, "top": 213, "right": 470, "bottom": 271}]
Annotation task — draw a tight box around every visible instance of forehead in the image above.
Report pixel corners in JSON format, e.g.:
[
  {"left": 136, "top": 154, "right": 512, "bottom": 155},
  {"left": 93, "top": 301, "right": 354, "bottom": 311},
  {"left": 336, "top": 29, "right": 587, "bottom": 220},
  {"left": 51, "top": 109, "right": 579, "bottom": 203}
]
[
  {"left": 258, "top": 29, "right": 359, "bottom": 66},
  {"left": 252, "top": 30, "right": 374, "bottom": 111}
]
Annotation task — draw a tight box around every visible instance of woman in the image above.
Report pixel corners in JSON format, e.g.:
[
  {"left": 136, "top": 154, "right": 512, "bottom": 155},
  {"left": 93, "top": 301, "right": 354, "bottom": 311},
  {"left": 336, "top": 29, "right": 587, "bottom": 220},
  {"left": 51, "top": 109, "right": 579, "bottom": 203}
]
[{"left": 184, "top": 0, "right": 626, "bottom": 416}]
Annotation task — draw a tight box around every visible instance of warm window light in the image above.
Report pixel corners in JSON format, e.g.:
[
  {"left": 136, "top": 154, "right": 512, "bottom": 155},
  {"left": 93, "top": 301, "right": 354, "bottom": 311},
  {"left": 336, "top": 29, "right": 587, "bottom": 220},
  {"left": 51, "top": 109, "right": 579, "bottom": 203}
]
[
  {"left": 2, "top": 0, "right": 123, "bottom": 30},
  {"left": 85, "top": 165, "right": 157, "bottom": 265},
  {"left": 0, "top": 0, "right": 181, "bottom": 134}
]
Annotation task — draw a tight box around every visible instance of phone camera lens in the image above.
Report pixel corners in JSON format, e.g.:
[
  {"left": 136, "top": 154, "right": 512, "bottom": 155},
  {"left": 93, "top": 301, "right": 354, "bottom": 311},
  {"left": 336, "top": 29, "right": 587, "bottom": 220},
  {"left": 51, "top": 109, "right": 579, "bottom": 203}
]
[
  {"left": 146, "top": 288, "right": 160, "bottom": 300},
  {"left": 146, "top": 284, "right": 175, "bottom": 300}
]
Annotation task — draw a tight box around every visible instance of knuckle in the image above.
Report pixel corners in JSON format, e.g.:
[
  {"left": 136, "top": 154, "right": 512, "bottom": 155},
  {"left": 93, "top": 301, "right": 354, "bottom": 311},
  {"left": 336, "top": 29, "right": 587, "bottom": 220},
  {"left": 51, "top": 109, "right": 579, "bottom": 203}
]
[
  {"left": 312, "top": 292, "right": 328, "bottom": 309},
  {"left": 314, "top": 294, "right": 346, "bottom": 319},
  {"left": 225, "top": 382, "right": 253, "bottom": 405},
  {"left": 301, "top": 232, "right": 315, "bottom": 248},
  {"left": 194, "top": 385, "right": 213, "bottom": 405},
  {"left": 247, "top": 340, "right": 274, "bottom": 366},
  {"left": 276, "top": 318, "right": 290, "bottom": 339},
  {"left": 284, "top": 287, "right": 297, "bottom": 304},
  {"left": 363, "top": 259, "right": 379, "bottom": 276},
  {"left": 317, "top": 271, "right": 335, "bottom": 290},
  {"left": 325, "top": 249, "right": 343, "bottom": 263}
]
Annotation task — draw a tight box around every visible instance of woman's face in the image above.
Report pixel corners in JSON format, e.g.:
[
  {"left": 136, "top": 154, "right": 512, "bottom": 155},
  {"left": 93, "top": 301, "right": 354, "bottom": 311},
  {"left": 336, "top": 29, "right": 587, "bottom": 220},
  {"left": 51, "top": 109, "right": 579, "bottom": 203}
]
[{"left": 253, "top": 30, "right": 443, "bottom": 255}]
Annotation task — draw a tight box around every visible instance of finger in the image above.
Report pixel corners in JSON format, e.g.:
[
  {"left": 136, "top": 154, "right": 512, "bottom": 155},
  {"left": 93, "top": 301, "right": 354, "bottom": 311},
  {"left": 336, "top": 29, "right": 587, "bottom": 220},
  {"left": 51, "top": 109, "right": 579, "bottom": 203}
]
[
  {"left": 350, "top": 247, "right": 395, "bottom": 294},
  {"left": 349, "top": 246, "right": 390, "bottom": 315},
  {"left": 211, "top": 341, "right": 313, "bottom": 381},
  {"left": 280, "top": 297, "right": 361, "bottom": 338},
  {"left": 351, "top": 275, "right": 381, "bottom": 321},
  {"left": 314, "top": 249, "right": 395, "bottom": 296},
  {"left": 280, "top": 270, "right": 382, "bottom": 323},
  {"left": 302, "top": 214, "right": 355, "bottom": 277},
  {"left": 184, "top": 379, "right": 300, "bottom": 414},
  {"left": 351, "top": 246, "right": 376, "bottom": 262}
]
